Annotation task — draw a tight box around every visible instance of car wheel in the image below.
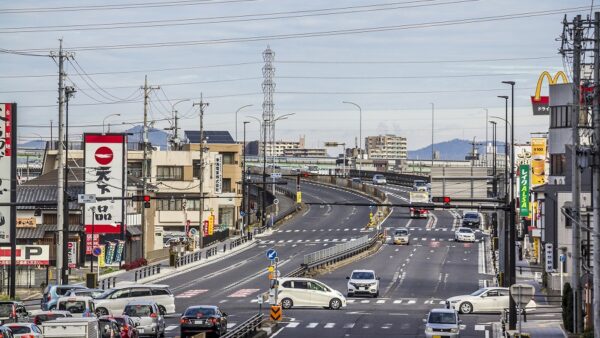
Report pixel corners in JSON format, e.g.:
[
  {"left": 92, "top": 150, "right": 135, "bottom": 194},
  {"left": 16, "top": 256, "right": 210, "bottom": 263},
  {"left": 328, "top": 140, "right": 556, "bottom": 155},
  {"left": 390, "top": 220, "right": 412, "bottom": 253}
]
[
  {"left": 96, "top": 307, "right": 109, "bottom": 316},
  {"left": 281, "top": 298, "right": 293, "bottom": 309},
  {"left": 373, "top": 292, "right": 379, "bottom": 298},
  {"left": 459, "top": 302, "right": 473, "bottom": 314},
  {"left": 329, "top": 298, "right": 342, "bottom": 310}
]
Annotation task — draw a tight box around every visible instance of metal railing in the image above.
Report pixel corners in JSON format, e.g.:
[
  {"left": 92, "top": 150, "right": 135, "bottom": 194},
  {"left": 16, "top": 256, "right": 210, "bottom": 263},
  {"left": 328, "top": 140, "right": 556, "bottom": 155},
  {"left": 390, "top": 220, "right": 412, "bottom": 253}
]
[
  {"left": 174, "top": 251, "right": 202, "bottom": 268},
  {"left": 99, "top": 277, "right": 117, "bottom": 290},
  {"left": 205, "top": 246, "right": 219, "bottom": 258},
  {"left": 304, "top": 235, "right": 369, "bottom": 267},
  {"left": 133, "top": 264, "right": 161, "bottom": 282},
  {"left": 221, "top": 313, "right": 263, "bottom": 338}
]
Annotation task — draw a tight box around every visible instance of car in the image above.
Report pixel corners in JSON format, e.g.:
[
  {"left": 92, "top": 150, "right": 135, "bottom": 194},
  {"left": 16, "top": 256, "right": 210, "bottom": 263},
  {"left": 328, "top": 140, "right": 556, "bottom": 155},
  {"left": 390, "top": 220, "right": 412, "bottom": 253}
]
[
  {"left": 65, "top": 288, "right": 105, "bottom": 299},
  {"left": 278, "top": 277, "right": 346, "bottom": 310},
  {"left": 57, "top": 296, "right": 96, "bottom": 317},
  {"left": 32, "top": 310, "right": 73, "bottom": 325},
  {"left": 0, "top": 301, "right": 29, "bottom": 324},
  {"left": 94, "top": 284, "right": 175, "bottom": 316},
  {"left": 424, "top": 308, "right": 463, "bottom": 337},
  {"left": 346, "top": 270, "right": 380, "bottom": 298},
  {"left": 4, "top": 323, "right": 42, "bottom": 337},
  {"left": 42, "top": 284, "right": 88, "bottom": 310},
  {"left": 122, "top": 300, "right": 166, "bottom": 337},
  {"left": 454, "top": 227, "right": 476, "bottom": 242},
  {"left": 392, "top": 227, "right": 410, "bottom": 245},
  {"left": 372, "top": 174, "right": 386, "bottom": 185},
  {"left": 413, "top": 180, "right": 429, "bottom": 192},
  {"left": 445, "top": 287, "right": 536, "bottom": 314},
  {"left": 100, "top": 315, "right": 139, "bottom": 338},
  {"left": 462, "top": 211, "right": 481, "bottom": 228},
  {"left": 179, "top": 306, "right": 228, "bottom": 338},
  {"left": 351, "top": 177, "right": 361, "bottom": 183},
  {"left": 0, "top": 325, "right": 14, "bottom": 338},
  {"left": 99, "top": 317, "right": 122, "bottom": 338}
]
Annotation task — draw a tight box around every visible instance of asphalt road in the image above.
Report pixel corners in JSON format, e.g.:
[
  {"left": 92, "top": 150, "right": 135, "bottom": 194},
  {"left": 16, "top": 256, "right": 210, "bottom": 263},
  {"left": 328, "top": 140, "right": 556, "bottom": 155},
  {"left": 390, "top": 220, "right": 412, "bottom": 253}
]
[
  {"left": 271, "top": 184, "right": 496, "bottom": 338},
  {"left": 158, "top": 181, "right": 378, "bottom": 337}
]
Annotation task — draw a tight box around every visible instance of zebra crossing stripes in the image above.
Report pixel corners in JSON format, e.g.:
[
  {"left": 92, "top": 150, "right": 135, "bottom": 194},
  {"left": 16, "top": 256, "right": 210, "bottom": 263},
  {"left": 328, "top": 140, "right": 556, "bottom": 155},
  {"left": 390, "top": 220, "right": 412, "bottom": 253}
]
[
  {"left": 175, "top": 289, "right": 208, "bottom": 298},
  {"left": 228, "top": 288, "right": 259, "bottom": 298},
  {"left": 282, "top": 321, "right": 485, "bottom": 331},
  {"left": 275, "top": 228, "right": 364, "bottom": 233},
  {"left": 345, "top": 298, "right": 446, "bottom": 305}
]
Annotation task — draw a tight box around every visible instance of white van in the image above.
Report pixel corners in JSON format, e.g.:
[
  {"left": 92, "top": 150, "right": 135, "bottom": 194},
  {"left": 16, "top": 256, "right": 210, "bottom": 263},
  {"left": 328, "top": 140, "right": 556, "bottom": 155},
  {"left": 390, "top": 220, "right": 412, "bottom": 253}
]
[
  {"left": 278, "top": 277, "right": 346, "bottom": 310},
  {"left": 372, "top": 174, "right": 386, "bottom": 185},
  {"left": 56, "top": 296, "right": 96, "bottom": 318},
  {"left": 93, "top": 284, "right": 175, "bottom": 316}
]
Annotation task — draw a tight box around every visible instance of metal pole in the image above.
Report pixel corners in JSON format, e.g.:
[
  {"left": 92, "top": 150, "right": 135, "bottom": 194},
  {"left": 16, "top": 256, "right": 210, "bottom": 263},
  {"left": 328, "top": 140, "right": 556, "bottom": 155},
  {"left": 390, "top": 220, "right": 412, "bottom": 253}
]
[
  {"left": 62, "top": 87, "right": 75, "bottom": 284},
  {"left": 235, "top": 105, "right": 253, "bottom": 143},
  {"left": 243, "top": 121, "right": 249, "bottom": 236},
  {"left": 485, "top": 108, "right": 489, "bottom": 166},
  {"left": 571, "top": 15, "right": 583, "bottom": 334},
  {"left": 90, "top": 208, "right": 95, "bottom": 273},
  {"left": 193, "top": 95, "right": 208, "bottom": 247},
  {"left": 592, "top": 11, "right": 600, "bottom": 338},
  {"left": 262, "top": 118, "right": 267, "bottom": 228},
  {"left": 342, "top": 101, "right": 362, "bottom": 177},
  {"left": 431, "top": 102, "right": 434, "bottom": 168}
]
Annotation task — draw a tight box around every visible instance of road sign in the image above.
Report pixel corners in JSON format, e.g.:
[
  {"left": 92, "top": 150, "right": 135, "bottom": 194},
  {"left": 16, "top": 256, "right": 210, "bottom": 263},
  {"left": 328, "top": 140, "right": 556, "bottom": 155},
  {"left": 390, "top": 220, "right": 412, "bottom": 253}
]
[
  {"left": 545, "top": 243, "right": 554, "bottom": 272},
  {"left": 240, "top": 211, "right": 246, "bottom": 217},
  {"left": 266, "top": 249, "right": 277, "bottom": 260},
  {"left": 190, "top": 228, "right": 198, "bottom": 236},
  {"left": 271, "top": 173, "right": 282, "bottom": 179},
  {"left": 78, "top": 194, "right": 96, "bottom": 204},
  {"left": 560, "top": 254, "right": 566, "bottom": 262},
  {"left": 270, "top": 305, "right": 282, "bottom": 321},
  {"left": 273, "top": 198, "right": 279, "bottom": 205},
  {"left": 92, "top": 247, "right": 102, "bottom": 257},
  {"left": 296, "top": 191, "right": 302, "bottom": 203},
  {"left": 510, "top": 284, "right": 535, "bottom": 307}
]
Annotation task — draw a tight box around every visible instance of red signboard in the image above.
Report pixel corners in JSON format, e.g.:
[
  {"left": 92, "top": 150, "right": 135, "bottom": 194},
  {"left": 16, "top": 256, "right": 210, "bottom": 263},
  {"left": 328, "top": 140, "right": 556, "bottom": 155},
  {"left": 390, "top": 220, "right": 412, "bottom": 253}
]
[{"left": 86, "top": 234, "right": 99, "bottom": 255}]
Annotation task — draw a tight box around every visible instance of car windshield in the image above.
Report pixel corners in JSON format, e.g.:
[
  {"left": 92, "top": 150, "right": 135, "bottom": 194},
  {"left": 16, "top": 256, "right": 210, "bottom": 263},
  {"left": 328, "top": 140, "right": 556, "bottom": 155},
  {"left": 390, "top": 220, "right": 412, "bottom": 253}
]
[
  {"left": 351, "top": 272, "right": 375, "bottom": 280},
  {"left": 124, "top": 305, "right": 154, "bottom": 317},
  {"left": 470, "top": 288, "right": 487, "bottom": 296},
  {"left": 415, "top": 181, "right": 427, "bottom": 187},
  {"left": 428, "top": 312, "right": 457, "bottom": 324},
  {"left": 7, "top": 326, "right": 30, "bottom": 334},
  {"left": 0, "top": 304, "right": 13, "bottom": 316},
  {"left": 459, "top": 228, "right": 473, "bottom": 233},
  {"left": 184, "top": 307, "right": 216, "bottom": 318},
  {"left": 59, "top": 300, "right": 87, "bottom": 313},
  {"left": 36, "top": 313, "right": 69, "bottom": 322},
  {"left": 395, "top": 230, "right": 408, "bottom": 236},
  {"left": 465, "top": 213, "right": 478, "bottom": 219}
]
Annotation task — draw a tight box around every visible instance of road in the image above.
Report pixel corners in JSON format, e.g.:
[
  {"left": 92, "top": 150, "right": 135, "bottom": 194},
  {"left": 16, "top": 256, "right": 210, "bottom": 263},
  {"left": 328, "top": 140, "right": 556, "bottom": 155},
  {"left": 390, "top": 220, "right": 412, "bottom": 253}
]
[
  {"left": 158, "top": 181, "right": 378, "bottom": 337},
  {"left": 271, "top": 184, "right": 496, "bottom": 338}
]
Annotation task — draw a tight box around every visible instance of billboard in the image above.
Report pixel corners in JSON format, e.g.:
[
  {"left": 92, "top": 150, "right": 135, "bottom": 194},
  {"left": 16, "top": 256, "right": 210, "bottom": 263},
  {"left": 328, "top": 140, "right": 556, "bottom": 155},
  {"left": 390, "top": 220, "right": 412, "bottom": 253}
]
[
  {"left": 0, "top": 103, "right": 16, "bottom": 244},
  {"left": 531, "top": 138, "right": 547, "bottom": 186},
  {"left": 67, "top": 242, "right": 77, "bottom": 268},
  {"left": 84, "top": 134, "right": 126, "bottom": 234},
  {"left": 519, "top": 165, "right": 530, "bottom": 217},
  {"left": 0, "top": 245, "right": 49, "bottom": 266},
  {"left": 530, "top": 71, "right": 567, "bottom": 115}
]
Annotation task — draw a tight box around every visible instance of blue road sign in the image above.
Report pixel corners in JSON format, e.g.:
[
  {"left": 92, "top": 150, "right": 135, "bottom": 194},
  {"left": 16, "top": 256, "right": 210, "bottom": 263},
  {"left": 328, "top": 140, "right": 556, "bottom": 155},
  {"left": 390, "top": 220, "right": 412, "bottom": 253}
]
[
  {"left": 369, "top": 205, "right": 375, "bottom": 210},
  {"left": 266, "top": 249, "right": 278, "bottom": 260},
  {"left": 240, "top": 211, "right": 246, "bottom": 217},
  {"left": 560, "top": 254, "right": 566, "bottom": 262},
  {"left": 92, "top": 247, "right": 102, "bottom": 257}
]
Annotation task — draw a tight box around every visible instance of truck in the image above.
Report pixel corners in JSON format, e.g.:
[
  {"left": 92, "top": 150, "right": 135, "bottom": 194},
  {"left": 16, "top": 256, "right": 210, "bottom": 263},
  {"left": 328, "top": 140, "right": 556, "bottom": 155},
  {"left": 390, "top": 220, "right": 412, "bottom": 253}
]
[
  {"left": 41, "top": 317, "right": 100, "bottom": 338},
  {"left": 409, "top": 191, "right": 429, "bottom": 218}
]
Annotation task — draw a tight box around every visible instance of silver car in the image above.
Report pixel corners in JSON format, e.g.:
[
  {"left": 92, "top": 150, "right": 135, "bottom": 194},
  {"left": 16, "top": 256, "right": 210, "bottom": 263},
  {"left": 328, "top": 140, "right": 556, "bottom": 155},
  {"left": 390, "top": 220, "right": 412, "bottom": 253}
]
[
  {"left": 123, "top": 300, "right": 165, "bottom": 337},
  {"left": 5, "top": 323, "right": 42, "bottom": 337},
  {"left": 423, "top": 308, "right": 464, "bottom": 337}
]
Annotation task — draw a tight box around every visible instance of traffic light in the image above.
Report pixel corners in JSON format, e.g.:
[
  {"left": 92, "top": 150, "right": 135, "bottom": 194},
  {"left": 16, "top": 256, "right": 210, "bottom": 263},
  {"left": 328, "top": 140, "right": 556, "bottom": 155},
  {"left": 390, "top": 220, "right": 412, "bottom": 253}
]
[
  {"left": 132, "top": 195, "right": 151, "bottom": 208},
  {"left": 432, "top": 196, "right": 451, "bottom": 204}
]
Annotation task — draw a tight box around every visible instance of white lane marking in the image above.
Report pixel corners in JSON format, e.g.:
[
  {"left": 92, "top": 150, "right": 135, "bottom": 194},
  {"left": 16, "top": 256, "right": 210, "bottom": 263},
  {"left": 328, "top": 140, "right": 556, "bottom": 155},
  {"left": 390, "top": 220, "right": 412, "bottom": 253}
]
[
  {"left": 226, "top": 323, "right": 236, "bottom": 329},
  {"left": 307, "top": 322, "right": 318, "bottom": 328},
  {"left": 485, "top": 330, "right": 490, "bottom": 338},
  {"left": 324, "top": 323, "right": 335, "bottom": 328},
  {"left": 393, "top": 300, "right": 403, "bottom": 304},
  {"left": 165, "top": 325, "right": 178, "bottom": 331},
  {"left": 219, "top": 300, "right": 228, "bottom": 303},
  {"left": 376, "top": 299, "right": 385, "bottom": 304},
  {"left": 362, "top": 324, "right": 371, "bottom": 329},
  {"left": 343, "top": 323, "right": 355, "bottom": 329},
  {"left": 360, "top": 300, "right": 370, "bottom": 303},
  {"left": 475, "top": 325, "right": 485, "bottom": 331},
  {"left": 286, "top": 322, "right": 300, "bottom": 328},
  {"left": 407, "top": 300, "right": 416, "bottom": 304}
]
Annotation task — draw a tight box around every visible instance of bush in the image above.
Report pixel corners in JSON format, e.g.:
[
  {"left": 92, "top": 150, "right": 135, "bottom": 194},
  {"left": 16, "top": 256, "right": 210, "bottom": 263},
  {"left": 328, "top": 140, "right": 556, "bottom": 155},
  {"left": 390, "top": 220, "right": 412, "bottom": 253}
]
[
  {"left": 120, "top": 258, "right": 148, "bottom": 271},
  {"left": 562, "top": 282, "right": 573, "bottom": 333},
  {"left": 581, "top": 327, "right": 594, "bottom": 338}
]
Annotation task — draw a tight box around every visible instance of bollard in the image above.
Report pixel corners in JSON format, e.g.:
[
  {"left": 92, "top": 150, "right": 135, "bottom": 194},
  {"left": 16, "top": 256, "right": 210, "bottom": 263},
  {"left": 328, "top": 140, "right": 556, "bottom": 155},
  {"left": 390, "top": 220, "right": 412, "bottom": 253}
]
[{"left": 223, "top": 244, "right": 226, "bottom": 253}]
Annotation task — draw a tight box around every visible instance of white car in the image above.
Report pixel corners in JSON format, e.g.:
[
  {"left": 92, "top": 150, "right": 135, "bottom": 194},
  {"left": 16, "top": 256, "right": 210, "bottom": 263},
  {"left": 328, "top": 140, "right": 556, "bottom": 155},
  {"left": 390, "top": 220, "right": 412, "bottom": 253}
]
[
  {"left": 4, "top": 323, "right": 43, "bottom": 337},
  {"left": 372, "top": 174, "right": 387, "bottom": 185},
  {"left": 56, "top": 296, "right": 95, "bottom": 318},
  {"left": 392, "top": 228, "right": 410, "bottom": 245},
  {"left": 445, "top": 287, "right": 537, "bottom": 314},
  {"left": 346, "top": 270, "right": 380, "bottom": 298},
  {"left": 94, "top": 284, "right": 175, "bottom": 316},
  {"left": 423, "top": 308, "right": 463, "bottom": 337},
  {"left": 278, "top": 277, "right": 346, "bottom": 310},
  {"left": 454, "top": 227, "right": 476, "bottom": 242}
]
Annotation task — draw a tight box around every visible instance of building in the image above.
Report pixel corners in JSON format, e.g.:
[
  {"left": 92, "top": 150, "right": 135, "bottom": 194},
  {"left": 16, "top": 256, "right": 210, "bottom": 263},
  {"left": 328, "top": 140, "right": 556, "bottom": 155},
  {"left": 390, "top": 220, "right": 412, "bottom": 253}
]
[
  {"left": 283, "top": 148, "right": 327, "bottom": 157},
  {"left": 365, "top": 134, "right": 408, "bottom": 160},
  {"left": 245, "top": 136, "right": 306, "bottom": 157}
]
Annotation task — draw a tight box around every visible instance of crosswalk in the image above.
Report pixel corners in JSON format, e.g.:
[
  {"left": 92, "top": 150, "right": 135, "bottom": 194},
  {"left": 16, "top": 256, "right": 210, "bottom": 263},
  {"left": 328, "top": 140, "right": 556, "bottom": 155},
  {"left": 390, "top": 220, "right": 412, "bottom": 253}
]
[
  {"left": 273, "top": 228, "right": 365, "bottom": 233},
  {"left": 346, "top": 298, "right": 446, "bottom": 305},
  {"left": 259, "top": 237, "right": 482, "bottom": 246},
  {"left": 175, "top": 289, "right": 208, "bottom": 298},
  {"left": 278, "top": 321, "right": 490, "bottom": 331}
]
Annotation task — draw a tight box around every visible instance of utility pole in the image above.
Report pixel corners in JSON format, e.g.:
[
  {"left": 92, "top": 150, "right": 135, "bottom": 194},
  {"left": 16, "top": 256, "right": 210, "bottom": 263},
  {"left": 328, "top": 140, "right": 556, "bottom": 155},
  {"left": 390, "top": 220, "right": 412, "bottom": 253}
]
[
  {"left": 570, "top": 15, "right": 583, "bottom": 334},
  {"left": 593, "top": 12, "right": 600, "bottom": 338},
  {"left": 141, "top": 76, "right": 159, "bottom": 258},
  {"left": 242, "top": 121, "right": 250, "bottom": 237},
  {"left": 193, "top": 95, "right": 209, "bottom": 247},
  {"left": 62, "top": 86, "right": 75, "bottom": 285}
]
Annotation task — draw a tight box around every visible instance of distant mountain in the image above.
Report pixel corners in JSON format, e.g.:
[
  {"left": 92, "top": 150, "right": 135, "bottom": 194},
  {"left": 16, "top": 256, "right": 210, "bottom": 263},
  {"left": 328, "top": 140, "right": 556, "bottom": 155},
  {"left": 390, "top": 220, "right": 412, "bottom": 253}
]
[
  {"left": 19, "top": 140, "right": 46, "bottom": 149},
  {"left": 125, "top": 125, "right": 169, "bottom": 150},
  {"left": 408, "top": 138, "right": 506, "bottom": 161}
]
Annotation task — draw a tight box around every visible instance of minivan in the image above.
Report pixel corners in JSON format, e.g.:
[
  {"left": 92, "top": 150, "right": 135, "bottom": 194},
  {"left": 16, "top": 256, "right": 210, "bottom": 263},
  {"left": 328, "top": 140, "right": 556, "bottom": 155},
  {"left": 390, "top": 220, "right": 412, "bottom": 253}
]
[
  {"left": 123, "top": 300, "right": 165, "bottom": 337},
  {"left": 94, "top": 284, "right": 175, "bottom": 316},
  {"left": 278, "top": 277, "right": 346, "bottom": 310},
  {"left": 57, "top": 296, "right": 96, "bottom": 318}
]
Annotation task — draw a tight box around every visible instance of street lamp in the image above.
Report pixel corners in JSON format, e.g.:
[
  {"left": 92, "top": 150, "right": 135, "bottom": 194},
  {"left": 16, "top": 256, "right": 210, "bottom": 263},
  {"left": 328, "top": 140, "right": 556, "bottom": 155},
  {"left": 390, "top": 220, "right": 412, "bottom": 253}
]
[
  {"left": 246, "top": 116, "right": 267, "bottom": 228},
  {"left": 235, "top": 105, "right": 253, "bottom": 143},
  {"left": 431, "top": 103, "right": 434, "bottom": 169},
  {"left": 242, "top": 121, "right": 250, "bottom": 237},
  {"left": 489, "top": 121, "right": 497, "bottom": 197},
  {"left": 102, "top": 113, "right": 121, "bottom": 134},
  {"left": 342, "top": 101, "right": 362, "bottom": 178}
]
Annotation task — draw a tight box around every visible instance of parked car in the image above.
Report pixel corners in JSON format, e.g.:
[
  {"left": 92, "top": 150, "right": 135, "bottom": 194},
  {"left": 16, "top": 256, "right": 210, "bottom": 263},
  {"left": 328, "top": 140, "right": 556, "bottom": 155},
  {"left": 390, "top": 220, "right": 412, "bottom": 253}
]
[
  {"left": 42, "top": 284, "right": 88, "bottom": 310},
  {"left": 454, "top": 227, "right": 476, "bottom": 242},
  {"left": 100, "top": 315, "right": 139, "bottom": 338},
  {"left": 179, "top": 306, "right": 228, "bottom": 338},
  {"left": 66, "top": 288, "right": 105, "bottom": 299},
  {"left": 122, "top": 300, "right": 165, "bottom": 337},
  {"left": 461, "top": 211, "right": 481, "bottom": 228},
  {"left": 346, "top": 270, "right": 380, "bottom": 298},
  {"left": 57, "top": 296, "right": 96, "bottom": 317},
  {"left": 32, "top": 310, "right": 73, "bottom": 325},
  {"left": 4, "top": 323, "right": 42, "bottom": 337},
  {"left": 393, "top": 228, "right": 410, "bottom": 245},
  {"left": 98, "top": 317, "right": 121, "bottom": 338},
  {"left": 0, "top": 325, "right": 14, "bottom": 338},
  {"left": 372, "top": 174, "right": 386, "bottom": 185},
  {"left": 94, "top": 284, "right": 175, "bottom": 316},
  {"left": 424, "top": 308, "right": 463, "bottom": 338},
  {"left": 445, "top": 287, "right": 537, "bottom": 314},
  {"left": 0, "top": 301, "right": 29, "bottom": 324},
  {"left": 278, "top": 277, "right": 346, "bottom": 310}
]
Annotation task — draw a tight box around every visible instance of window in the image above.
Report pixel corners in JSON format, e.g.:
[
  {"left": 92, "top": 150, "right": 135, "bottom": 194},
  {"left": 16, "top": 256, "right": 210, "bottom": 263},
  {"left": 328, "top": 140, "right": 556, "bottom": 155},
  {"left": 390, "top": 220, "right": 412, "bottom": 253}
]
[
  {"left": 221, "top": 152, "right": 236, "bottom": 164},
  {"left": 193, "top": 160, "right": 202, "bottom": 178},
  {"left": 222, "top": 178, "right": 232, "bottom": 193},
  {"left": 128, "top": 162, "right": 142, "bottom": 178},
  {"left": 293, "top": 281, "right": 308, "bottom": 289},
  {"left": 551, "top": 154, "right": 566, "bottom": 176},
  {"left": 151, "top": 288, "right": 171, "bottom": 296},
  {"left": 157, "top": 198, "right": 200, "bottom": 211},
  {"left": 550, "top": 106, "right": 571, "bottom": 128},
  {"left": 129, "top": 288, "right": 151, "bottom": 297},
  {"left": 157, "top": 166, "right": 183, "bottom": 180},
  {"left": 282, "top": 281, "right": 292, "bottom": 288},
  {"left": 110, "top": 289, "right": 130, "bottom": 299},
  {"left": 219, "top": 206, "right": 234, "bottom": 228}
]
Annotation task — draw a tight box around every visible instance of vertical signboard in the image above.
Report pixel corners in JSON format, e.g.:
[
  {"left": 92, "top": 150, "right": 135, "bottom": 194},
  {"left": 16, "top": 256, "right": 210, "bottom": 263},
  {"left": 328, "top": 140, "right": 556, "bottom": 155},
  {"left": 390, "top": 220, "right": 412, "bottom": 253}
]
[
  {"left": 104, "top": 241, "right": 116, "bottom": 265},
  {"left": 545, "top": 243, "right": 554, "bottom": 272},
  {"left": 86, "top": 234, "right": 99, "bottom": 254},
  {"left": 519, "top": 165, "right": 530, "bottom": 217},
  {"left": 531, "top": 138, "right": 547, "bottom": 186},
  {"left": 215, "top": 154, "right": 223, "bottom": 194},
  {"left": 67, "top": 242, "right": 77, "bottom": 268},
  {"left": 113, "top": 240, "right": 125, "bottom": 263},
  {"left": 84, "top": 134, "right": 126, "bottom": 234},
  {"left": 98, "top": 245, "right": 106, "bottom": 268},
  {"left": 208, "top": 214, "right": 214, "bottom": 235},
  {"left": 0, "top": 103, "right": 15, "bottom": 244}
]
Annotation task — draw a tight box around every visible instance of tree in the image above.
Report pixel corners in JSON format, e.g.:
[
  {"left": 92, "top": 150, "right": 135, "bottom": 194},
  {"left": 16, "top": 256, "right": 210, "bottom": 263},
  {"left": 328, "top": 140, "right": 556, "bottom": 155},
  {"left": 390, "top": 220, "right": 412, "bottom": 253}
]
[{"left": 562, "top": 282, "right": 573, "bottom": 332}]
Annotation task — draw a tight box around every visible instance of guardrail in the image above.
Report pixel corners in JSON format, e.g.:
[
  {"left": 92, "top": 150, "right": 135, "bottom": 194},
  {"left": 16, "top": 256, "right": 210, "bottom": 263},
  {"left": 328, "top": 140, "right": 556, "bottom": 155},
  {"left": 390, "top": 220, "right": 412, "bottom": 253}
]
[
  {"left": 133, "top": 264, "right": 161, "bottom": 282},
  {"left": 221, "top": 313, "right": 263, "bottom": 338},
  {"left": 348, "top": 169, "right": 427, "bottom": 187},
  {"left": 229, "top": 236, "right": 251, "bottom": 250},
  {"left": 205, "top": 246, "right": 219, "bottom": 258},
  {"left": 99, "top": 277, "right": 117, "bottom": 290},
  {"left": 304, "top": 236, "right": 369, "bottom": 266},
  {"left": 174, "top": 251, "right": 202, "bottom": 268}
]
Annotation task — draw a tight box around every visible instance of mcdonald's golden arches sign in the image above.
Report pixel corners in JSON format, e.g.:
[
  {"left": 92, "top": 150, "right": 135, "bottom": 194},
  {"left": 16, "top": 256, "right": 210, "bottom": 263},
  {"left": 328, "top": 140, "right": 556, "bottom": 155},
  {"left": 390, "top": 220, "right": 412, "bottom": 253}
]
[{"left": 531, "top": 71, "right": 568, "bottom": 115}]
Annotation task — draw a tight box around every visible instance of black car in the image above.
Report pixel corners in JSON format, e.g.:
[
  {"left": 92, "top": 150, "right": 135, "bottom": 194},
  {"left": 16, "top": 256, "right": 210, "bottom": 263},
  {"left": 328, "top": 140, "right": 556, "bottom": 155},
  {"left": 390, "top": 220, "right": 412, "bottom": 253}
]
[
  {"left": 180, "top": 306, "right": 228, "bottom": 338},
  {"left": 462, "top": 211, "right": 481, "bottom": 228},
  {"left": 99, "top": 317, "right": 121, "bottom": 338}
]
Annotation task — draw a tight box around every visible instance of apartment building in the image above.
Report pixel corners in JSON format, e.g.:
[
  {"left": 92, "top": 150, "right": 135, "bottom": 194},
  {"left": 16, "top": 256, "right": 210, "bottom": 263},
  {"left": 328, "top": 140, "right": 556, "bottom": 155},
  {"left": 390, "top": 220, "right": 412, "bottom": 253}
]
[{"left": 365, "top": 134, "right": 408, "bottom": 160}]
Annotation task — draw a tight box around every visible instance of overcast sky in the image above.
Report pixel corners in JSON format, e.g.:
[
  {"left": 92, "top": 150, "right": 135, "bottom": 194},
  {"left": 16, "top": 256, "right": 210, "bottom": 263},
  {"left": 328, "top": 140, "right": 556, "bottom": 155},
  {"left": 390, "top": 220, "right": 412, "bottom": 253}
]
[{"left": 0, "top": 0, "right": 593, "bottom": 150}]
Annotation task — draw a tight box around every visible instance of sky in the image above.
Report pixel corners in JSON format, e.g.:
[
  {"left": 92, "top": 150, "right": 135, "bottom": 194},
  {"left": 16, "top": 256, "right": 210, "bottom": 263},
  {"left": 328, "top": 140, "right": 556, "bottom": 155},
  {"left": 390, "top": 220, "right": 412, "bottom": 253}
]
[{"left": 0, "top": 0, "right": 594, "bottom": 151}]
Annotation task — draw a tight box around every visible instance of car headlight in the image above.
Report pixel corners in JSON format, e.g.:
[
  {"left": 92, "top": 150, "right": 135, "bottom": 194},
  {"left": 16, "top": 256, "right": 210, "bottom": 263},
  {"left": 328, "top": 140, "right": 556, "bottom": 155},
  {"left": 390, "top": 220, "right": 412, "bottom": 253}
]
[
  {"left": 425, "top": 327, "right": 433, "bottom": 332},
  {"left": 451, "top": 328, "right": 459, "bottom": 333}
]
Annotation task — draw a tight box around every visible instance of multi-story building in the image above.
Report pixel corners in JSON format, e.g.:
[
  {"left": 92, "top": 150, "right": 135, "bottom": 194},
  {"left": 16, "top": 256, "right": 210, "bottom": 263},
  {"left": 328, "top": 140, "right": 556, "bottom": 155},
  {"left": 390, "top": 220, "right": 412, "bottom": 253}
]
[
  {"left": 245, "top": 136, "right": 306, "bottom": 157},
  {"left": 283, "top": 148, "right": 327, "bottom": 157},
  {"left": 365, "top": 134, "right": 408, "bottom": 160}
]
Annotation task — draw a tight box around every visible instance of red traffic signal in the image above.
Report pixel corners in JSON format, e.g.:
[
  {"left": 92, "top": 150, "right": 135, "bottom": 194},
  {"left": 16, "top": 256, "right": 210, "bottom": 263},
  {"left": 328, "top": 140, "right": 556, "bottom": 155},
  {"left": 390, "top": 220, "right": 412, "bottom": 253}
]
[
  {"left": 432, "top": 196, "right": 451, "bottom": 204},
  {"left": 132, "top": 195, "right": 151, "bottom": 202}
]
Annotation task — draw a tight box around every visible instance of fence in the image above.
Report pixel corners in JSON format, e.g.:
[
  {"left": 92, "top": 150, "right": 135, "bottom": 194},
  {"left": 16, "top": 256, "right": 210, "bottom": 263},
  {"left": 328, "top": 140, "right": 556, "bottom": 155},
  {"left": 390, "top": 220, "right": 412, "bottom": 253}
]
[
  {"left": 304, "top": 235, "right": 370, "bottom": 267},
  {"left": 348, "top": 169, "right": 427, "bottom": 187},
  {"left": 133, "top": 264, "right": 161, "bottom": 282},
  {"left": 173, "top": 251, "right": 202, "bottom": 268},
  {"left": 203, "top": 228, "right": 230, "bottom": 248},
  {"left": 221, "top": 313, "right": 263, "bottom": 338}
]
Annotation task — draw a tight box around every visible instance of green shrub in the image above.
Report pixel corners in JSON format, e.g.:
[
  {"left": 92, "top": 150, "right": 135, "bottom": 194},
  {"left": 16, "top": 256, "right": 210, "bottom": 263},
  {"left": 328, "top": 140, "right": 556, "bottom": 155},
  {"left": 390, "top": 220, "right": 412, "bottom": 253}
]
[{"left": 581, "top": 327, "right": 594, "bottom": 338}]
